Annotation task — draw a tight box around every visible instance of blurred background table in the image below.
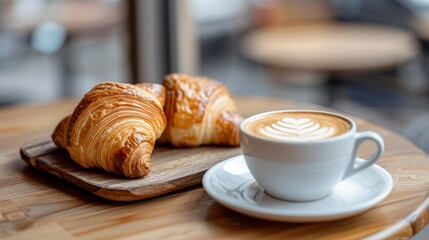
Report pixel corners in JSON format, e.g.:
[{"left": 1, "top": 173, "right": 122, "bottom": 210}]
[
  {"left": 1, "top": 97, "right": 429, "bottom": 239},
  {"left": 242, "top": 22, "right": 418, "bottom": 84}
]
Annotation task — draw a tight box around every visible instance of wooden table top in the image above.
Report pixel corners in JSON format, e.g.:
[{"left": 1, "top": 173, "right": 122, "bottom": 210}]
[
  {"left": 241, "top": 23, "right": 419, "bottom": 72},
  {"left": 1, "top": 96, "right": 429, "bottom": 239}
]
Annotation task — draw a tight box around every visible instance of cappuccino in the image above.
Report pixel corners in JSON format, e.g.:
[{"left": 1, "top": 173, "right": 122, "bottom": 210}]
[
  {"left": 240, "top": 110, "right": 384, "bottom": 201},
  {"left": 243, "top": 111, "right": 352, "bottom": 141}
]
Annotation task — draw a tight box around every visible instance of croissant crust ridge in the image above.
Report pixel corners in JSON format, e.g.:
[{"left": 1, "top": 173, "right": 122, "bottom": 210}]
[
  {"left": 52, "top": 82, "right": 166, "bottom": 178},
  {"left": 160, "top": 73, "right": 243, "bottom": 147}
]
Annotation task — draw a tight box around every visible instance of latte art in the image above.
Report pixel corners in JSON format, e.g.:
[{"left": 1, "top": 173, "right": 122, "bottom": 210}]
[
  {"left": 260, "top": 117, "right": 335, "bottom": 141},
  {"left": 244, "top": 111, "right": 352, "bottom": 142}
]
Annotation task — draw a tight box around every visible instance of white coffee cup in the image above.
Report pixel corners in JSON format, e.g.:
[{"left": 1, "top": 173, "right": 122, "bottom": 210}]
[{"left": 239, "top": 110, "right": 384, "bottom": 202}]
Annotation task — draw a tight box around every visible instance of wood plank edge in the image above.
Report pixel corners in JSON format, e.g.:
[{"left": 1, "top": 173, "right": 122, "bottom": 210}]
[
  {"left": 20, "top": 139, "right": 58, "bottom": 159},
  {"left": 21, "top": 138, "right": 52, "bottom": 150},
  {"left": 20, "top": 154, "right": 207, "bottom": 202},
  {"left": 19, "top": 156, "right": 129, "bottom": 201},
  {"left": 95, "top": 171, "right": 206, "bottom": 201},
  {"left": 20, "top": 147, "right": 36, "bottom": 167}
]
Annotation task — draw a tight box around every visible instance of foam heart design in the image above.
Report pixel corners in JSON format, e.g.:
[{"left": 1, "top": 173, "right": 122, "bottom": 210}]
[{"left": 259, "top": 117, "right": 335, "bottom": 141}]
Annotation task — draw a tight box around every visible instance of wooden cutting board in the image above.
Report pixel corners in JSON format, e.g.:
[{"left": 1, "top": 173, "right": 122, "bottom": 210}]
[{"left": 20, "top": 139, "right": 241, "bottom": 201}]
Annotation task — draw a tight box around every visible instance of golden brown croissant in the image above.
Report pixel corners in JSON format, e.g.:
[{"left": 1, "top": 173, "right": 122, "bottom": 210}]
[
  {"left": 52, "top": 82, "right": 166, "bottom": 178},
  {"left": 159, "top": 73, "right": 243, "bottom": 147}
]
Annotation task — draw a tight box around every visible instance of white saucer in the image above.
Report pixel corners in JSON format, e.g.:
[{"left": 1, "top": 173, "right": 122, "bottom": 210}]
[{"left": 202, "top": 155, "right": 393, "bottom": 222}]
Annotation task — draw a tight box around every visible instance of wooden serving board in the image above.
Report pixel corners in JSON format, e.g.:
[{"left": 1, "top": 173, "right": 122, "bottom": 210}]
[{"left": 20, "top": 139, "right": 241, "bottom": 201}]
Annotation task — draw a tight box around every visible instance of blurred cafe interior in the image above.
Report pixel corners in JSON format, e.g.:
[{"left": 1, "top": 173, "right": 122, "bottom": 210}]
[{"left": 1, "top": 0, "right": 429, "bottom": 155}]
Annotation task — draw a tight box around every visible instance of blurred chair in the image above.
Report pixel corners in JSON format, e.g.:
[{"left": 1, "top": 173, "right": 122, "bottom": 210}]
[
  {"left": 241, "top": 0, "right": 419, "bottom": 86},
  {"left": 401, "top": 14, "right": 429, "bottom": 93},
  {"left": 5, "top": 0, "right": 125, "bottom": 98}
]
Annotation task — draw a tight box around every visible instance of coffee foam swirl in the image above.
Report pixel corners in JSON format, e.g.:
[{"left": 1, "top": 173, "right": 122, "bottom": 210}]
[
  {"left": 260, "top": 117, "right": 335, "bottom": 141},
  {"left": 245, "top": 112, "right": 352, "bottom": 142}
]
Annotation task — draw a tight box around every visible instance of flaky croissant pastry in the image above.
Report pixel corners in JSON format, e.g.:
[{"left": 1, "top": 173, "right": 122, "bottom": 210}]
[
  {"left": 159, "top": 73, "right": 243, "bottom": 147},
  {"left": 52, "top": 82, "right": 167, "bottom": 178}
]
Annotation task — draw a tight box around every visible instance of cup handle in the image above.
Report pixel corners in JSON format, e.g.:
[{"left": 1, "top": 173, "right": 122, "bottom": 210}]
[{"left": 342, "top": 131, "right": 385, "bottom": 180}]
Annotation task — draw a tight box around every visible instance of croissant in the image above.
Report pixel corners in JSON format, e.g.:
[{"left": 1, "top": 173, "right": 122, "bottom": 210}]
[
  {"left": 159, "top": 73, "right": 243, "bottom": 147},
  {"left": 52, "top": 82, "right": 166, "bottom": 178}
]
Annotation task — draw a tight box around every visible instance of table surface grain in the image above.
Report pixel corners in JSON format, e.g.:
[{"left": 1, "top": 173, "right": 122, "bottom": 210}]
[{"left": 1, "top": 96, "right": 429, "bottom": 239}]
